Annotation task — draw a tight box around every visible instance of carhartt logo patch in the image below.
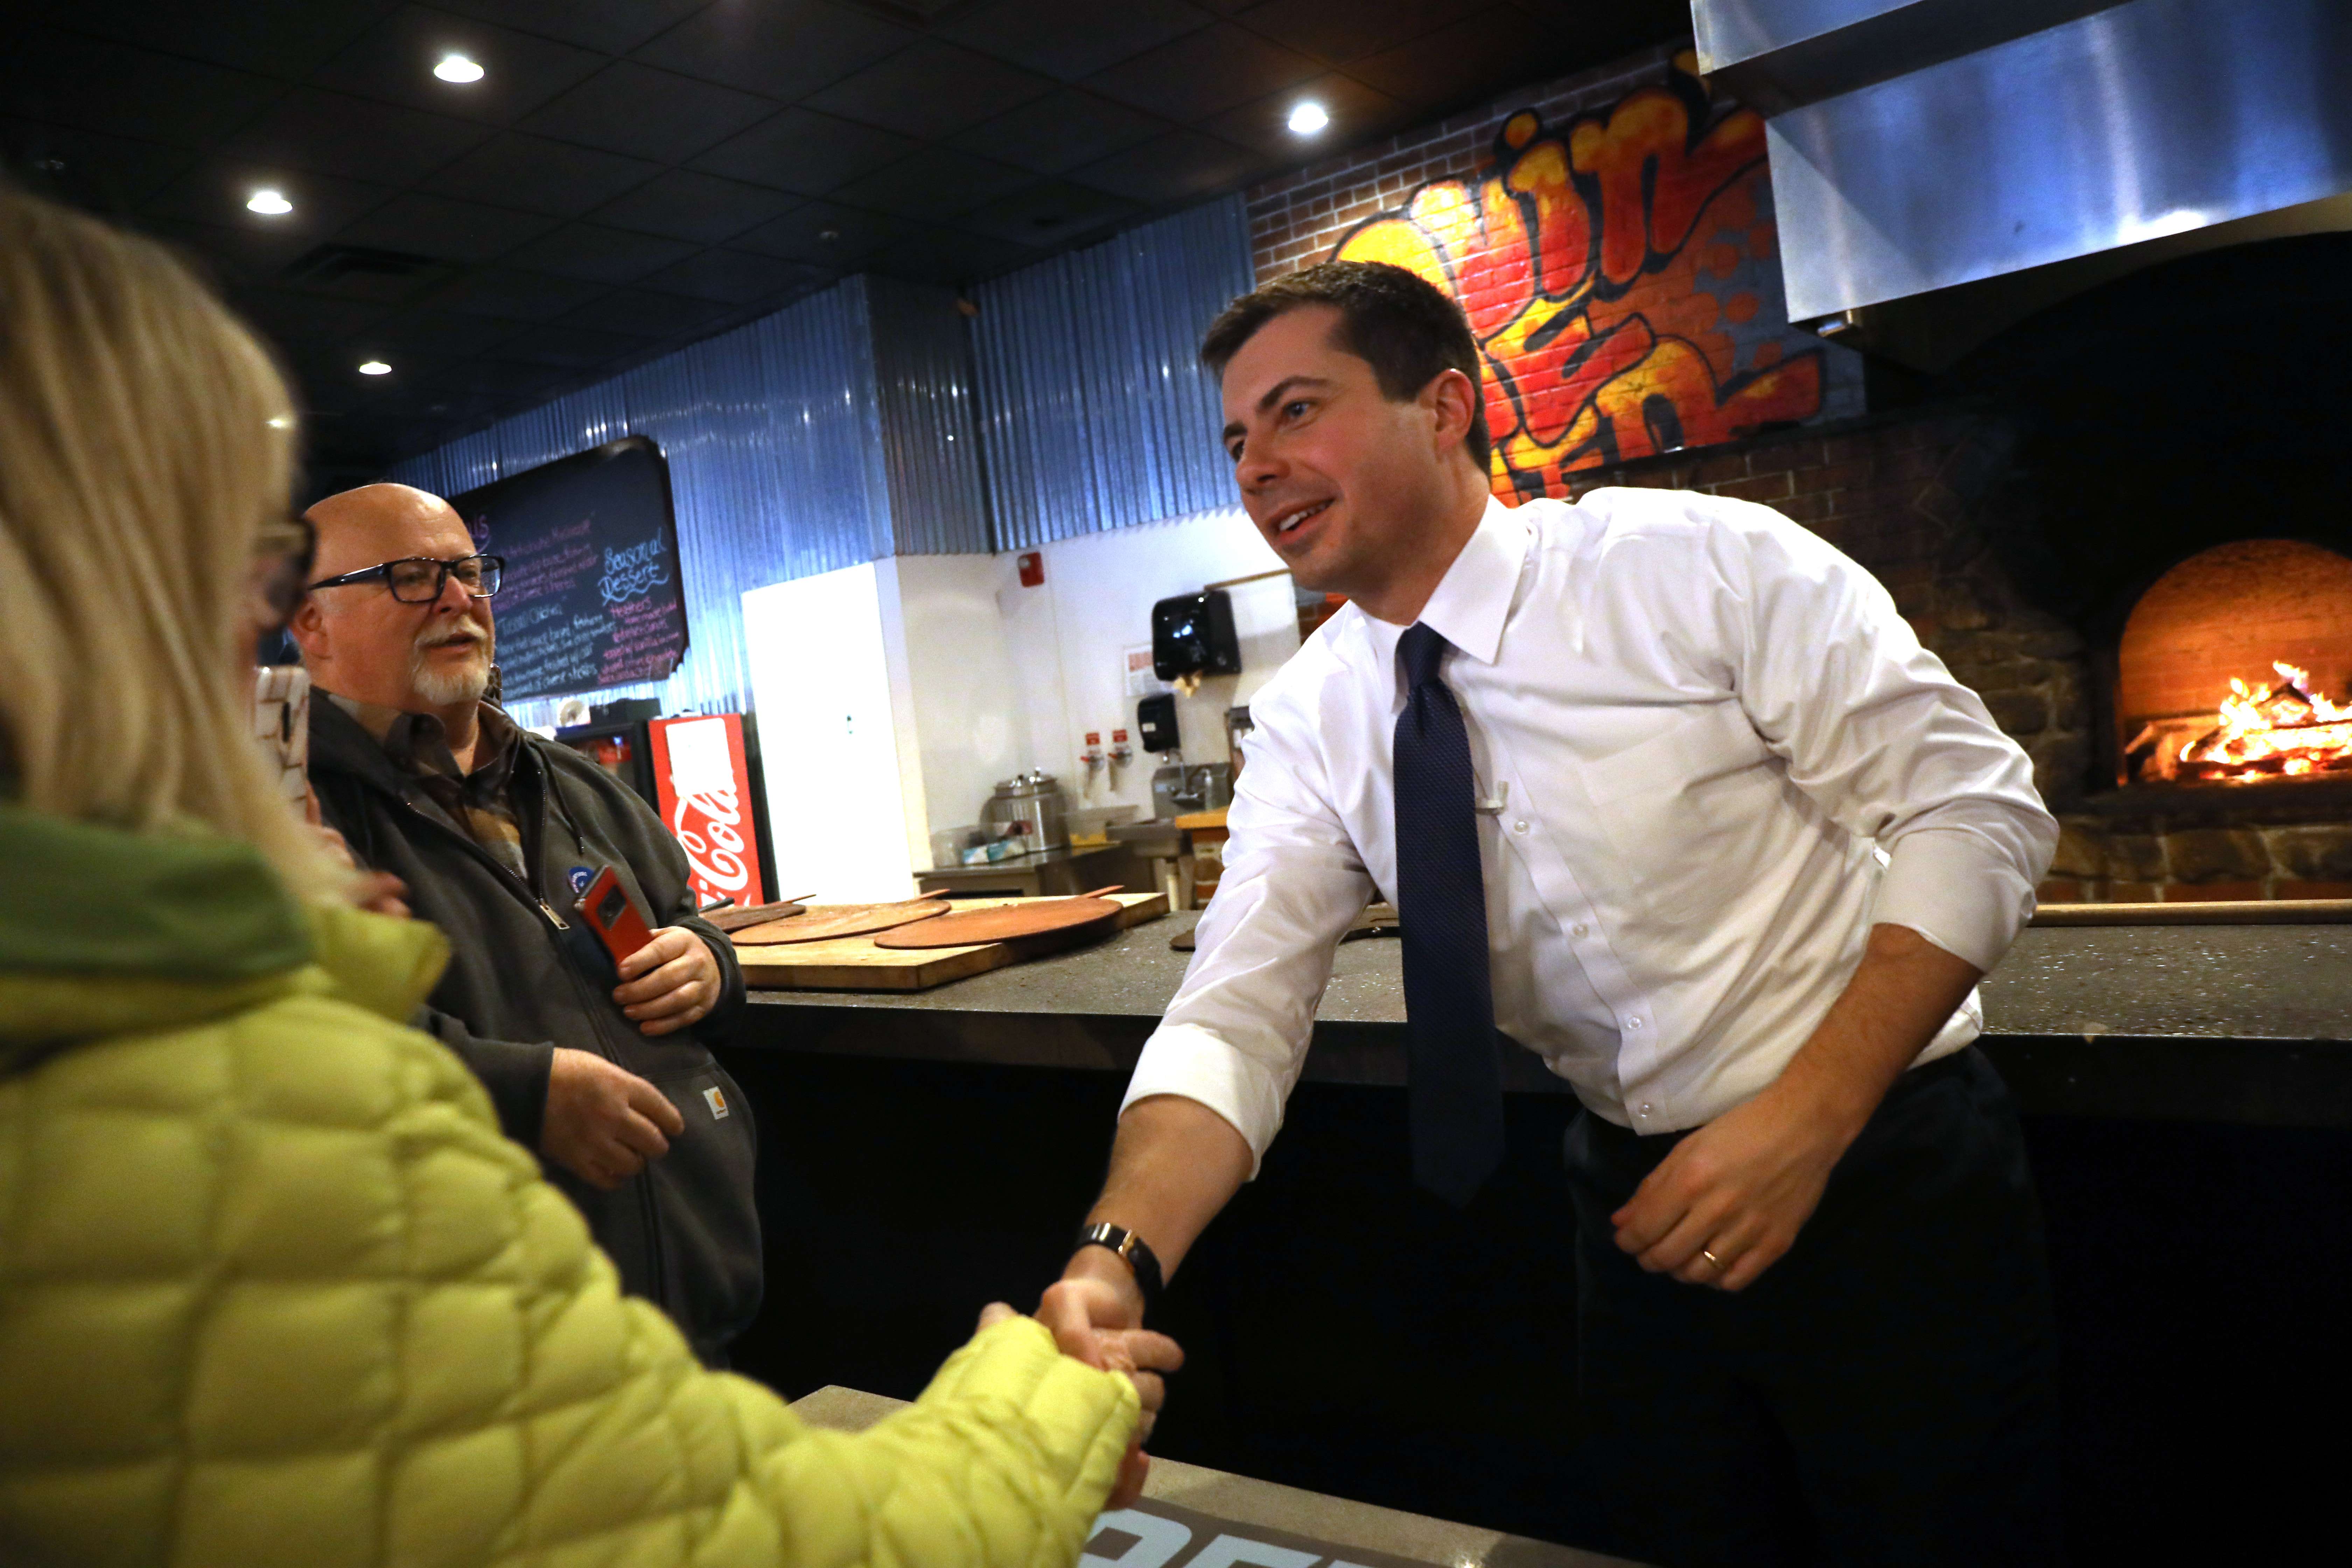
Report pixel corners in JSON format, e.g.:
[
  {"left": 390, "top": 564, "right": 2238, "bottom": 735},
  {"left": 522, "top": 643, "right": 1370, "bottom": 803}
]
[{"left": 702, "top": 1086, "right": 730, "bottom": 1120}]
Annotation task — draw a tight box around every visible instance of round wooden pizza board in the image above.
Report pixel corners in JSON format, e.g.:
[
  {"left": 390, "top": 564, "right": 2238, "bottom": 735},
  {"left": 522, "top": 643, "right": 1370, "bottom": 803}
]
[
  {"left": 705, "top": 897, "right": 812, "bottom": 933},
  {"left": 730, "top": 899, "right": 949, "bottom": 945},
  {"left": 872, "top": 888, "right": 1125, "bottom": 949}
]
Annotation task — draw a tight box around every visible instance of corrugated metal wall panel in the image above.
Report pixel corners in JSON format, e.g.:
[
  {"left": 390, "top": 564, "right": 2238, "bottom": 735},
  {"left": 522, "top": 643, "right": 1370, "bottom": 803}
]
[
  {"left": 387, "top": 279, "right": 889, "bottom": 726},
  {"left": 973, "top": 196, "right": 1252, "bottom": 550},
  {"left": 866, "top": 275, "right": 990, "bottom": 555}
]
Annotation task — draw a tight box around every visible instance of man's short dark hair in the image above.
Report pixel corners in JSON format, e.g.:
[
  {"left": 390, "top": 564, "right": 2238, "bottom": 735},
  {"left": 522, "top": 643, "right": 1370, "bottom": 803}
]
[{"left": 1199, "top": 260, "right": 1491, "bottom": 470}]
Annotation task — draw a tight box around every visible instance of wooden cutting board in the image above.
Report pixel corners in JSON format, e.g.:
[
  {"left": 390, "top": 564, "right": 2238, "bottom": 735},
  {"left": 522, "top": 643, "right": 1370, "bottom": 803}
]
[
  {"left": 737, "top": 891, "right": 1167, "bottom": 991},
  {"left": 728, "top": 898, "right": 948, "bottom": 945}
]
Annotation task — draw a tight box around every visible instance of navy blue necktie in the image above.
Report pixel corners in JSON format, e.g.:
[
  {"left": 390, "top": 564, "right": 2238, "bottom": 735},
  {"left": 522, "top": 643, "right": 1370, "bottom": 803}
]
[{"left": 1392, "top": 622, "right": 1506, "bottom": 1206}]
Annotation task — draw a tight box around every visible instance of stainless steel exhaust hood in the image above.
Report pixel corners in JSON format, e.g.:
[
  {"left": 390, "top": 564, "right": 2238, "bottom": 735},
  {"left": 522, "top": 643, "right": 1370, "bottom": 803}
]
[{"left": 1695, "top": 0, "right": 2352, "bottom": 326}]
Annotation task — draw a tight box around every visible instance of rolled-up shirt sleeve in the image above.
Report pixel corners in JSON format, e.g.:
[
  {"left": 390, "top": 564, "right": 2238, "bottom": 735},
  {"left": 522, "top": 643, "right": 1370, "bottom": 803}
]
[
  {"left": 1708, "top": 500, "right": 2059, "bottom": 974},
  {"left": 1120, "top": 686, "right": 1375, "bottom": 1174}
]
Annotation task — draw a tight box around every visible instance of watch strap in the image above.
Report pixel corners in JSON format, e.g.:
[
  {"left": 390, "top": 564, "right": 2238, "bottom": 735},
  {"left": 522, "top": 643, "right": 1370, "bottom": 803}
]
[{"left": 1074, "top": 1221, "right": 1164, "bottom": 1309}]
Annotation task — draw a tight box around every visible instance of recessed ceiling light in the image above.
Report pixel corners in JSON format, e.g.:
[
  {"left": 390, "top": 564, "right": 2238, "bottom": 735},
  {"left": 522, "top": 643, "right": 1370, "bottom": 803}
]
[
  {"left": 246, "top": 188, "right": 293, "bottom": 216},
  {"left": 434, "top": 54, "right": 485, "bottom": 84},
  {"left": 358, "top": 360, "right": 392, "bottom": 376},
  {"left": 1287, "top": 101, "right": 1330, "bottom": 136}
]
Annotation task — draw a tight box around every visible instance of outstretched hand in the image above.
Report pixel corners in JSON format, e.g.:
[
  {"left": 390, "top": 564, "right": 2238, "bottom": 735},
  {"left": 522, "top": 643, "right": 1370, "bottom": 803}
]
[{"left": 1030, "top": 1266, "right": 1184, "bottom": 1509}]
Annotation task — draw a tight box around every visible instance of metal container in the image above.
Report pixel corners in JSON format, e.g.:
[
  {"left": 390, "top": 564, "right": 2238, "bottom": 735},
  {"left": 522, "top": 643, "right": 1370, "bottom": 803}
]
[{"left": 981, "top": 769, "right": 1070, "bottom": 850}]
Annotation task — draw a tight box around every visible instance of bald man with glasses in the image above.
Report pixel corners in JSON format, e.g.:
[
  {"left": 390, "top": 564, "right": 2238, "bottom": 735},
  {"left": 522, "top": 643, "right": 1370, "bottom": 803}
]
[{"left": 293, "top": 483, "right": 763, "bottom": 1366}]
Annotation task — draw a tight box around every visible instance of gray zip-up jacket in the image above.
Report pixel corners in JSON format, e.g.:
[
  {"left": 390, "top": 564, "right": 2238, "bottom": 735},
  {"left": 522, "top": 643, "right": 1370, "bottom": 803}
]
[{"left": 307, "top": 697, "right": 760, "bottom": 1364}]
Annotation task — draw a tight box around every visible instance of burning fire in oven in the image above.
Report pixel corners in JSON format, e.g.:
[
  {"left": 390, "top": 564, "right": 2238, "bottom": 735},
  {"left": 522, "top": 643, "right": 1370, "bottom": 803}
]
[{"left": 2129, "top": 662, "right": 2352, "bottom": 784}]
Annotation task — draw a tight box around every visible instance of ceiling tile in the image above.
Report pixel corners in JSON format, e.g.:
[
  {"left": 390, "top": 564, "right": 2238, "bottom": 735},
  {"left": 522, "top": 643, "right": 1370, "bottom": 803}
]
[
  {"left": 1346, "top": 8, "right": 1564, "bottom": 106},
  {"left": 591, "top": 170, "right": 800, "bottom": 244},
  {"left": 958, "top": 180, "right": 1143, "bottom": 249},
  {"left": 428, "top": 266, "right": 614, "bottom": 320},
  {"left": 520, "top": 62, "right": 774, "bottom": 163},
  {"left": 826, "top": 149, "right": 1034, "bottom": 220},
  {"left": 144, "top": 159, "right": 394, "bottom": 238},
  {"left": 333, "top": 191, "right": 558, "bottom": 264},
  {"left": 0, "top": 29, "right": 287, "bottom": 147},
  {"left": 630, "top": 2, "right": 916, "bottom": 100},
  {"left": 731, "top": 201, "right": 916, "bottom": 264},
  {"left": 422, "top": 133, "right": 660, "bottom": 218},
  {"left": 494, "top": 321, "right": 662, "bottom": 369},
  {"left": 431, "top": 0, "right": 712, "bottom": 55},
  {"left": 370, "top": 309, "right": 536, "bottom": 359},
  {"left": 308, "top": 5, "right": 608, "bottom": 124},
  {"left": 938, "top": 0, "right": 1213, "bottom": 82},
  {"left": 227, "top": 286, "right": 398, "bottom": 346},
  {"left": 947, "top": 90, "right": 1172, "bottom": 176},
  {"left": 1205, "top": 71, "right": 1408, "bottom": 156},
  {"left": 691, "top": 107, "right": 920, "bottom": 195},
  {"left": 640, "top": 247, "right": 830, "bottom": 304},
  {"left": 866, "top": 225, "right": 1037, "bottom": 286},
  {"left": 556, "top": 287, "right": 736, "bottom": 338},
  {"left": 1082, "top": 22, "right": 1320, "bottom": 122},
  {"left": 68, "top": 0, "right": 394, "bottom": 78},
  {"left": 221, "top": 88, "right": 490, "bottom": 185},
  {"left": 1, "top": 118, "right": 202, "bottom": 208},
  {"left": 503, "top": 221, "right": 701, "bottom": 283},
  {"left": 1234, "top": 0, "right": 1492, "bottom": 63},
  {"left": 805, "top": 41, "right": 1057, "bottom": 141},
  {"left": 1069, "top": 127, "right": 1265, "bottom": 205},
  {"left": 143, "top": 217, "right": 349, "bottom": 288}
]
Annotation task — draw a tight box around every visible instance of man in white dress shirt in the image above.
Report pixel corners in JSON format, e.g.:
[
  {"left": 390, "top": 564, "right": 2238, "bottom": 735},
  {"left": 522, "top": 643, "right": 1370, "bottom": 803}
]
[{"left": 1045, "top": 261, "right": 2065, "bottom": 1565}]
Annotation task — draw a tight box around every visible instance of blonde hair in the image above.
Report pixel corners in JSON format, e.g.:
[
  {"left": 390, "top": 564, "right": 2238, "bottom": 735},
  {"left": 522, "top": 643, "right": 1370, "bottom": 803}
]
[{"left": 0, "top": 182, "right": 341, "bottom": 901}]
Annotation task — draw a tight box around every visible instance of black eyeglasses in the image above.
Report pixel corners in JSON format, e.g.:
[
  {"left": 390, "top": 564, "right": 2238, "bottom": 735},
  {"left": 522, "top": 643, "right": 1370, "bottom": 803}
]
[{"left": 307, "top": 553, "right": 505, "bottom": 603}]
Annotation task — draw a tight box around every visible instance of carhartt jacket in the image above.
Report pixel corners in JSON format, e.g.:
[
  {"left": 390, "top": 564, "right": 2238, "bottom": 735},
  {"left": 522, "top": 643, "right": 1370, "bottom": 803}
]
[
  {"left": 307, "top": 697, "right": 759, "bottom": 1360},
  {"left": 0, "top": 803, "right": 1136, "bottom": 1568}
]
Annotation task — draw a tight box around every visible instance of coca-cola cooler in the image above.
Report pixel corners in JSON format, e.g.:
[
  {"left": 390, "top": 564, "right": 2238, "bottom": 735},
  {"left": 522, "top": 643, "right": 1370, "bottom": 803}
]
[
  {"left": 648, "top": 713, "right": 776, "bottom": 912},
  {"left": 554, "top": 709, "right": 777, "bottom": 913}
]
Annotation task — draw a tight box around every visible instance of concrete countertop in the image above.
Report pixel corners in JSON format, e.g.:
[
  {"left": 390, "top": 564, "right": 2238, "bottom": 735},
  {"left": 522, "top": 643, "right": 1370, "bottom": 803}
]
[
  {"left": 741, "top": 914, "right": 2352, "bottom": 1126},
  {"left": 790, "top": 1385, "right": 1640, "bottom": 1568}
]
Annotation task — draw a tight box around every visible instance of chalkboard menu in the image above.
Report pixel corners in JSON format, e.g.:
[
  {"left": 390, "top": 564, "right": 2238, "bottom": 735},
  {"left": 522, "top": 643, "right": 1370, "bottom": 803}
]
[{"left": 451, "top": 436, "right": 689, "bottom": 702}]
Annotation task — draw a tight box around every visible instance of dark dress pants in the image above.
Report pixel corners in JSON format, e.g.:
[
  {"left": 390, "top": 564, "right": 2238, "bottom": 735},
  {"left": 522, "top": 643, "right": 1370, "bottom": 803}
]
[{"left": 1563, "top": 1047, "right": 2065, "bottom": 1568}]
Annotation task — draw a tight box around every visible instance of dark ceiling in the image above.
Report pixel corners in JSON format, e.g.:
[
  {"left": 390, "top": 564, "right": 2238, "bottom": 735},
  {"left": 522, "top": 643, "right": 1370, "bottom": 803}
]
[{"left": 1, "top": 0, "right": 1689, "bottom": 479}]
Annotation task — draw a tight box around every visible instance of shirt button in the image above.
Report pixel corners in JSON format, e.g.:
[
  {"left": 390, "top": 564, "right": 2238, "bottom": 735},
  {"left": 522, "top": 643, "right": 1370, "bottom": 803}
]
[
  {"left": 1626, "top": 1017, "right": 1644, "bottom": 1030},
  {"left": 1637, "top": 1102, "right": 1653, "bottom": 1118},
  {"left": 1512, "top": 819, "right": 1529, "bottom": 834},
  {"left": 1572, "top": 923, "right": 1589, "bottom": 937}
]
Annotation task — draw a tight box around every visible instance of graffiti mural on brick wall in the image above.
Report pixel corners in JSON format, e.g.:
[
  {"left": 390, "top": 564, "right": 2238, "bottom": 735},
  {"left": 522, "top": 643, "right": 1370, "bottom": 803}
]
[{"left": 1332, "top": 54, "right": 1827, "bottom": 499}]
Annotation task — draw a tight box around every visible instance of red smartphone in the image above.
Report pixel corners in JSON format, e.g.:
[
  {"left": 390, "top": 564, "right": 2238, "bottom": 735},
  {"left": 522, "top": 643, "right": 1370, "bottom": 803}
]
[{"left": 575, "top": 866, "right": 654, "bottom": 967}]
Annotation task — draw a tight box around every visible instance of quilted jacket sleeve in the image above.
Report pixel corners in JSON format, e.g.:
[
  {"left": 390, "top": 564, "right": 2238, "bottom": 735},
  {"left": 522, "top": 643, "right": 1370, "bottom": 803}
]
[{"left": 0, "top": 987, "right": 1137, "bottom": 1568}]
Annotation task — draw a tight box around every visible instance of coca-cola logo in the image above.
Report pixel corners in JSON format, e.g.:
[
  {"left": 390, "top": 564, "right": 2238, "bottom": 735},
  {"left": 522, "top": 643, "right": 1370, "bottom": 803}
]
[{"left": 672, "top": 788, "right": 749, "bottom": 894}]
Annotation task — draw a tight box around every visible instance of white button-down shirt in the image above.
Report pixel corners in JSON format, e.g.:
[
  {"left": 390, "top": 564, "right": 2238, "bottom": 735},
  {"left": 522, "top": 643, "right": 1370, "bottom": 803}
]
[{"left": 1125, "top": 490, "right": 2058, "bottom": 1166}]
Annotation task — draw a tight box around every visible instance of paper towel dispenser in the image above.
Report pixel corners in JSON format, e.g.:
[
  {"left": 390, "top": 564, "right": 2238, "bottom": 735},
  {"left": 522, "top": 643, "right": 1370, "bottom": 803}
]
[{"left": 1152, "top": 589, "right": 1241, "bottom": 680}]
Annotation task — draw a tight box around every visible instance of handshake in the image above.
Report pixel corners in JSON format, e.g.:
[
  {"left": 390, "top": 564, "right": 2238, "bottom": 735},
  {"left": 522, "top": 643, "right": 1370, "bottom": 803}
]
[{"left": 982, "top": 1244, "right": 1183, "bottom": 1510}]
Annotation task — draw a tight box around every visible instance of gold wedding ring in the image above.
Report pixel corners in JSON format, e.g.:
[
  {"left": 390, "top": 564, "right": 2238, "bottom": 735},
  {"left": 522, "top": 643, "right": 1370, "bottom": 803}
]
[{"left": 1700, "top": 1247, "right": 1725, "bottom": 1270}]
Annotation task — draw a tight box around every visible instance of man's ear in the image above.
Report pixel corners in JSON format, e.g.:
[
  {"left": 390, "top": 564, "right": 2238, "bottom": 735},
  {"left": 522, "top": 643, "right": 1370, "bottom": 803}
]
[
  {"left": 1424, "top": 367, "right": 1482, "bottom": 454},
  {"left": 286, "top": 595, "right": 330, "bottom": 669}
]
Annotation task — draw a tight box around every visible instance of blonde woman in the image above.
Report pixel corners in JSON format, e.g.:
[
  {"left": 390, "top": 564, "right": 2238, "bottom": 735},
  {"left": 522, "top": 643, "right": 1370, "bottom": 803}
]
[{"left": 0, "top": 182, "right": 1172, "bottom": 1568}]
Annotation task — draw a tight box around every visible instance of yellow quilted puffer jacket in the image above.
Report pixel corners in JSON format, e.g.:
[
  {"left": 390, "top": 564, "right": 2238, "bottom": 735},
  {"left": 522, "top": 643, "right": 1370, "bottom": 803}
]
[{"left": 0, "top": 804, "right": 1137, "bottom": 1568}]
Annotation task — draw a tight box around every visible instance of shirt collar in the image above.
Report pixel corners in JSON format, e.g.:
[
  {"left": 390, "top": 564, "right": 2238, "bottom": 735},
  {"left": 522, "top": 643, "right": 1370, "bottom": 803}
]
[
  {"left": 1359, "top": 495, "right": 1528, "bottom": 670},
  {"left": 323, "top": 691, "right": 517, "bottom": 785}
]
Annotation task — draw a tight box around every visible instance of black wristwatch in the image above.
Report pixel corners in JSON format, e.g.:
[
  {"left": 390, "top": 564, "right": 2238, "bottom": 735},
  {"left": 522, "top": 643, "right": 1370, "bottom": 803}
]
[{"left": 1073, "top": 1222, "right": 1164, "bottom": 1311}]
